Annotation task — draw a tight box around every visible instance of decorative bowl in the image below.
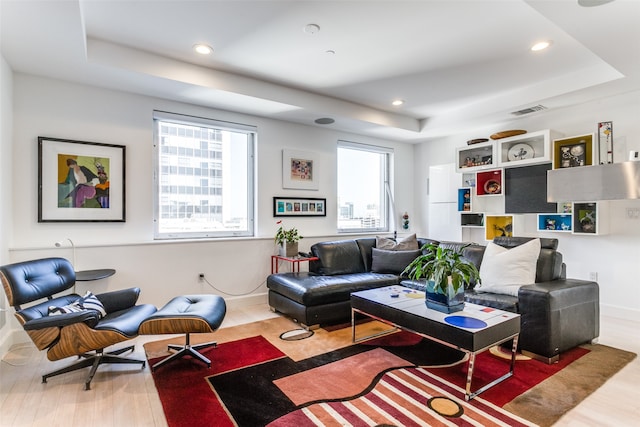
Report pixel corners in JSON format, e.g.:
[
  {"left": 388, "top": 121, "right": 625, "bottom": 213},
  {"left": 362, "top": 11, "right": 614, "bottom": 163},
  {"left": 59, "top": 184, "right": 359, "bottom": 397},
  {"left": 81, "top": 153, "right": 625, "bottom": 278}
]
[{"left": 484, "top": 180, "right": 501, "bottom": 194}]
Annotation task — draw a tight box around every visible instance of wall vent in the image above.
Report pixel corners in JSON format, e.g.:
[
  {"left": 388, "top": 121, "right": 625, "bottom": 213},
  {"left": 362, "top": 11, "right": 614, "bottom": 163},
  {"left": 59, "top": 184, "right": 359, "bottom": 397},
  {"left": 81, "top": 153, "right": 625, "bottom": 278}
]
[{"left": 511, "top": 104, "right": 547, "bottom": 116}]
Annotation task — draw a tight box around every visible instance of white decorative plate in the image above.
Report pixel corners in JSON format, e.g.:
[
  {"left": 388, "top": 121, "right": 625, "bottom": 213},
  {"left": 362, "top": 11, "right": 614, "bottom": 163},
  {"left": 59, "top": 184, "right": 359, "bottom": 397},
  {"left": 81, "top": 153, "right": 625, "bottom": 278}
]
[{"left": 507, "top": 143, "right": 534, "bottom": 161}]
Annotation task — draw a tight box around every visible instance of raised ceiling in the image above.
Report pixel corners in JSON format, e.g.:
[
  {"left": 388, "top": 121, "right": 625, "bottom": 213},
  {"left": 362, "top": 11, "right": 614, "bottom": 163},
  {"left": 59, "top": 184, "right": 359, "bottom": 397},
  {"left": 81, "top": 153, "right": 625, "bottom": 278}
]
[{"left": 1, "top": 0, "right": 639, "bottom": 141}]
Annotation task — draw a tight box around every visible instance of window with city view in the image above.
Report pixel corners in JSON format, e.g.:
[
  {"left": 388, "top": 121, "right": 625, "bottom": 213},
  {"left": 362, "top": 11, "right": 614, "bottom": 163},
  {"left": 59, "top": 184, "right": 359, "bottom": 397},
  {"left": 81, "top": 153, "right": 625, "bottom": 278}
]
[
  {"left": 337, "top": 141, "right": 391, "bottom": 233},
  {"left": 153, "top": 111, "right": 255, "bottom": 239}
]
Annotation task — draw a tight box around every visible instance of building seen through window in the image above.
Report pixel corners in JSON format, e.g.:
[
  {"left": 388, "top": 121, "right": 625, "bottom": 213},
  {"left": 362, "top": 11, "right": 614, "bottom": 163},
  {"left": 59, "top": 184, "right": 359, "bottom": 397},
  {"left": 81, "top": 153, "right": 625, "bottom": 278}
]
[
  {"left": 153, "top": 111, "right": 255, "bottom": 239},
  {"left": 337, "top": 141, "right": 391, "bottom": 233}
]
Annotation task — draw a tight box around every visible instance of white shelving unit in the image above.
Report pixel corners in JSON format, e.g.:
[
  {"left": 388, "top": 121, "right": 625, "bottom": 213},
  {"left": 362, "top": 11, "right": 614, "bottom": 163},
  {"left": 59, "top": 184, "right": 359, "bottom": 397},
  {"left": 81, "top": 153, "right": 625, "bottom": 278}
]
[
  {"left": 456, "top": 140, "right": 496, "bottom": 172},
  {"left": 497, "top": 129, "right": 561, "bottom": 168},
  {"left": 537, "top": 213, "right": 572, "bottom": 233},
  {"left": 461, "top": 212, "right": 484, "bottom": 228},
  {"left": 572, "top": 201, "right": 609, "bottom": 235}
]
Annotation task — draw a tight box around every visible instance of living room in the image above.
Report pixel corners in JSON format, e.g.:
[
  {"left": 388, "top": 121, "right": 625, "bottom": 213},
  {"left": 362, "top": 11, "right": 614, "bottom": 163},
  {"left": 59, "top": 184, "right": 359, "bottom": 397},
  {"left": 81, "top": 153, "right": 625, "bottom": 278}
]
[{"left": 1, "top": 1, "right": 639, "bottom": 426}]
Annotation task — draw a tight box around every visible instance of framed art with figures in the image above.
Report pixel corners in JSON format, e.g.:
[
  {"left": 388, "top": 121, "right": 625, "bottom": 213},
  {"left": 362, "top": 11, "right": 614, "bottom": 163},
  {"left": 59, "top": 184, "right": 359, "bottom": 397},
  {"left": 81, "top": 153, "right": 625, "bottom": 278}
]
[{"left": 38, "top": 136, "right": 126, "bottom": 222}]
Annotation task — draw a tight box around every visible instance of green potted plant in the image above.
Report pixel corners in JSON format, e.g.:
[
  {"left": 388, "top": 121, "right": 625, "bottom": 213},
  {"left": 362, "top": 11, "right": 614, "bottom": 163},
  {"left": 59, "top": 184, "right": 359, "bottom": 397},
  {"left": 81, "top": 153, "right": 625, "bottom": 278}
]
[
  {"left": 274, "top": 220, "right": 303, "bottom": 257},
  {"left": 403, "top": 243, "right": 480, "bottom": 313}
]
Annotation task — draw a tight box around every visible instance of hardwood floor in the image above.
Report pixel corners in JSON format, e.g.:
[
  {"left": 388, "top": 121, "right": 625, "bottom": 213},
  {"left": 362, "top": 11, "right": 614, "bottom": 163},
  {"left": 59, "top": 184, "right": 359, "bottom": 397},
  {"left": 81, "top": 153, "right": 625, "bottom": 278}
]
[{"left": 0, "top": 304, "right": 637, "bottom": 426}]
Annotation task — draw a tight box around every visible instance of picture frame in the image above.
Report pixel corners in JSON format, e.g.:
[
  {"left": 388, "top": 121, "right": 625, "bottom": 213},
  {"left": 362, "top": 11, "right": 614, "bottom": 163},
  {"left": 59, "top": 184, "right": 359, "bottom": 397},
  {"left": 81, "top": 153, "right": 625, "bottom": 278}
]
[
  {"left": 273, "top": 197, "right": 326, "bottom": 217},
  {"left": 553, "top": 133, "right": 595, "bottom": 169},
  {"left": 38, "top": 136, "right": 126, "bottom": 222},
  {"left": 282, "top": 149, "right": 319, "bottom": 190},
  {"left": 598, "top": 121, "right": 613, "bottom": 164}
]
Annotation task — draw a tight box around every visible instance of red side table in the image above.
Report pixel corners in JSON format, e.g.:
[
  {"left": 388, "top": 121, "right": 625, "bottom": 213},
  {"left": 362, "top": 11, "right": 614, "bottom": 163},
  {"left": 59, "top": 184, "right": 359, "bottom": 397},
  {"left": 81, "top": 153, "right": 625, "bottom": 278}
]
[{"left": 271, "top": 255, "right": 319, "bottom": 274}]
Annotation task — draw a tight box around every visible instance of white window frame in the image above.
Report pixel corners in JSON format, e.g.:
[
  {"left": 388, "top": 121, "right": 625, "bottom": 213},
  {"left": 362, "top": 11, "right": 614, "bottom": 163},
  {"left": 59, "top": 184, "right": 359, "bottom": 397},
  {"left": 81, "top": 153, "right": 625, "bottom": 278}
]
[
  {"left": 337, "top": 141, "right": 393, "bottom": 233},
  {"left": 153, "top": 111, "right": 255, "bottom": 239}
]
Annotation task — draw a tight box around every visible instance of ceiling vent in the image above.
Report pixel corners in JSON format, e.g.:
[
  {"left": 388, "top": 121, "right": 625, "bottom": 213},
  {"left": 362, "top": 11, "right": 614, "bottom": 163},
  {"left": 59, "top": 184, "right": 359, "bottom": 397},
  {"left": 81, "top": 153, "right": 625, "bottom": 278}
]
[{"left": 511, "top": 104, "right": 547, "bottom": 116}]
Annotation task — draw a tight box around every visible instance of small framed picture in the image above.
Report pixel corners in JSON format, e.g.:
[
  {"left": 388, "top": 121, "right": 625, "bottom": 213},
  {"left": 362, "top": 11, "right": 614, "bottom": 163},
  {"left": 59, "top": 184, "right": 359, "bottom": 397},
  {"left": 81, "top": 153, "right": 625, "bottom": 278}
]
[
  {"left": 598, "top": 121, "right": 613, "bottom": 164},
  {"left": 282, "top": 149, "right": 319, "bottom": 190},
  {"left": 553, "top": 134, "right": 595, "bottom": 169},
  {"left": 273, "top": 197, "right": 326, "bottom": 217},
  {"left": 38, "top": 136, "right": 126, "bottom": 222}
]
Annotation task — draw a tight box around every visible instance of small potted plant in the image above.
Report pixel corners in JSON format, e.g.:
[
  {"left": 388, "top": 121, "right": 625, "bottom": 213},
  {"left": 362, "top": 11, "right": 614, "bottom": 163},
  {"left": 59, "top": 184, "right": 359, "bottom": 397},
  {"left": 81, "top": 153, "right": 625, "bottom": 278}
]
[
  {"left": 274, "top": 220, "right": 303, "bottom": 257},
  {"left": 403, "top": 243, "right": 480, "bottom": 313}
]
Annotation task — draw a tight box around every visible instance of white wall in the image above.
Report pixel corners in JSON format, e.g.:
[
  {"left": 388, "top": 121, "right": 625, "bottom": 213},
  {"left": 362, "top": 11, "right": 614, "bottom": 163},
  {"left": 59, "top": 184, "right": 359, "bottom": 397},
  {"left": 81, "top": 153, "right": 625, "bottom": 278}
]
[
  {"left": 0, "top": 55, "right": 13, "bottom": 341},
  {"left": 3, "top": 74, "right": 415, "bottom": 343},
  {"left": 415, "top": 90, "right": 640, "bottom": 321}
]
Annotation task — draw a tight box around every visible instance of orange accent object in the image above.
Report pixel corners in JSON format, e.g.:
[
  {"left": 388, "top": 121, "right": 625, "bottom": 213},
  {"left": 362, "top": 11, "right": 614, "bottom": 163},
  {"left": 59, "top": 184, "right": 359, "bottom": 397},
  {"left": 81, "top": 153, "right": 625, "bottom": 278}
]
[{"left": 490, "top": 130, "right": 526, "bottom": 140}]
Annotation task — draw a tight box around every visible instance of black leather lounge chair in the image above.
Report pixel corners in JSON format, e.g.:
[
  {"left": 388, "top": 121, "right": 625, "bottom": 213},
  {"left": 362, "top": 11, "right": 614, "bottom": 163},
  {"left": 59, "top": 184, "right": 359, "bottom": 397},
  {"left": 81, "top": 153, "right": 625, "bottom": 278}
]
[{"left": 0, "top": 257, "right": 157, "bottom": 390}]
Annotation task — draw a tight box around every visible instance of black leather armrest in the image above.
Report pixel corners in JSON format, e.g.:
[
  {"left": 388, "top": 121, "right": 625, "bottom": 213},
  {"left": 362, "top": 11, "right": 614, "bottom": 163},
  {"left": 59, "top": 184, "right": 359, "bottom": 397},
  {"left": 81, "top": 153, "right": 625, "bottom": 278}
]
[
  {"left": 96, "top": 287, "right": 141, "bottom": 313},
  {"left": 518, "top": 278, "right": 599, "bottom": 358},
  {"left": 519, "top": 278, "right": 598, "bottom": 306},
  {"left": 22, "top": 310, "right": 100, "bottom": 331}
]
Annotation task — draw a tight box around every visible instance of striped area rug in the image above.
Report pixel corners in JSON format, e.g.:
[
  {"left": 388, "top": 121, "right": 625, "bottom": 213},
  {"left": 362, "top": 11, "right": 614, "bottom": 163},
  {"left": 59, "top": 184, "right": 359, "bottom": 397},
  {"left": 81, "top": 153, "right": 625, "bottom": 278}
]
[
  {"left": 145, "top": 317, "right": 636, "bottom": 427},
  {"left": 268, "top": 367, "right": 535, "bottom": 426}
]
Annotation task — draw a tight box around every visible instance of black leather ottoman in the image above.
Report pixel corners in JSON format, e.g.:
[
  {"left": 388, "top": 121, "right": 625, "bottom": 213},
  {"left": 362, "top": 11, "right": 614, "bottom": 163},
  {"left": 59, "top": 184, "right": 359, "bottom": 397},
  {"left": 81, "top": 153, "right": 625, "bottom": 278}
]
[{"left": 139, "top": 295, "right": 226, "bottom": 371}]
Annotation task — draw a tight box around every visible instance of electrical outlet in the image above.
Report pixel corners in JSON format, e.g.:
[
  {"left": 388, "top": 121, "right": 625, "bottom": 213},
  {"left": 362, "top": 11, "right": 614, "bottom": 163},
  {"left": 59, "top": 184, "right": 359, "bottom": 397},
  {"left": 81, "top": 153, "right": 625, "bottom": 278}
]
[
  {"left": 198, "top": 273, "right": 205, "bottom": 281},
  {"left": 589, "top": 272, "right": 598, "bottom": 281}
]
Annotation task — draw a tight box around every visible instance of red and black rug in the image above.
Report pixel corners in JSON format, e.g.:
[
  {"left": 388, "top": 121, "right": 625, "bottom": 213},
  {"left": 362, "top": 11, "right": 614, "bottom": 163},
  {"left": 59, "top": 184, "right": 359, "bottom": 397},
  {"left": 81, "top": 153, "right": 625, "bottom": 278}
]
[{"left": 144, "top": 318, "right": 635, "bottom": 427}]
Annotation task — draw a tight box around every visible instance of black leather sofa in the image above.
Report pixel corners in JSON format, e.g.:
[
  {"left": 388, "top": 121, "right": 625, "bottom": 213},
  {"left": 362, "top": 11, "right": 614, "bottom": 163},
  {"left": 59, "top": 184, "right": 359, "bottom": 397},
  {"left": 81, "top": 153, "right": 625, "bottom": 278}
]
[{"left": 266, "top": 236, "right": 599, "bottom": 363}]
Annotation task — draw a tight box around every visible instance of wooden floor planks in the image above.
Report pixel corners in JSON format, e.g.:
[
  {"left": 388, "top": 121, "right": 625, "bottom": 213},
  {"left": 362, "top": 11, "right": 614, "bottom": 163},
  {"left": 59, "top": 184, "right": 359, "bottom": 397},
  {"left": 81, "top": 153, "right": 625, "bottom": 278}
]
[{"left": 1, "top": 304, "right": 637, "bottom": 426}]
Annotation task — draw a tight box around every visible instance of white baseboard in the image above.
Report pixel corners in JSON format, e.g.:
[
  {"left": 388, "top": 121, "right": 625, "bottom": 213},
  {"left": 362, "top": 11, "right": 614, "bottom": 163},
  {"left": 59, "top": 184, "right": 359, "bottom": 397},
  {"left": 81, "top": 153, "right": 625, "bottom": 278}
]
[
  {"left": 600, "top": 303, "right": 640, "bottom": 323},
  {"left": 224, "top": 292, "right": 268, "bottom": 308},
  {"left": 0, "top": 327, "right": 29, "bottom": 359}
]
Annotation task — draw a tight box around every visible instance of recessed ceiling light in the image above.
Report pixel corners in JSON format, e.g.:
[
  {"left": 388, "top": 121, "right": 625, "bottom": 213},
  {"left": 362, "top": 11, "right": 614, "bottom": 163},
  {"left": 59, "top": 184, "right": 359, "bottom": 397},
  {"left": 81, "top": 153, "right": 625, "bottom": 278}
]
[
  {"left": 392, "top": 99, "right": 404, "bottom": 106},
  {"left": 531, "top": 41, "right": 552, "bottom": 51},
  {"left": 303, "top": 24, "right": 320, "bottom": 35},
  {"left": 193, "top": 44, "right": 213, "bottom": 55},
  {"left": 314, "top": 117, "right": 334, "bottom": 125}
]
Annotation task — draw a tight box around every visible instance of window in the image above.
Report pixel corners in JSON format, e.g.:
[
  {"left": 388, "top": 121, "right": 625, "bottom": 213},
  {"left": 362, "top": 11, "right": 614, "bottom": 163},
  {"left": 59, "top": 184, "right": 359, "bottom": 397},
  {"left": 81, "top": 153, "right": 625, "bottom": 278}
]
[
  {"left": 337, "top": 141, "right": 392, "bottom": 233},
  {"left": 153, "top": 111, "right": 255, "bottom": 239}
]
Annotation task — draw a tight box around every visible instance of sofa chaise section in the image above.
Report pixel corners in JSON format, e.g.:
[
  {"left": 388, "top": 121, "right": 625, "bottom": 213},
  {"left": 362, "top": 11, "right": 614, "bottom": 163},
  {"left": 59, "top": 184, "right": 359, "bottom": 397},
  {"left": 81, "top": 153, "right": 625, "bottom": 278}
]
[{"left": 267, "top": 238, "right": 402, "bottom": 328}]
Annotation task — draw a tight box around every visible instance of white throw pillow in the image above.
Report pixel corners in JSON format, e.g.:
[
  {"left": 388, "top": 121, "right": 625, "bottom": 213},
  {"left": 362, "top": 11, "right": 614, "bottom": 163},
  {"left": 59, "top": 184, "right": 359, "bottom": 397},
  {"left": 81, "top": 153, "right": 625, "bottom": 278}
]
[
  {"left": 376, "top": 233, "right": 419, "bottom": 251},
  {"left": 477, "top": 238, "right": 541, "bottom": 296}
]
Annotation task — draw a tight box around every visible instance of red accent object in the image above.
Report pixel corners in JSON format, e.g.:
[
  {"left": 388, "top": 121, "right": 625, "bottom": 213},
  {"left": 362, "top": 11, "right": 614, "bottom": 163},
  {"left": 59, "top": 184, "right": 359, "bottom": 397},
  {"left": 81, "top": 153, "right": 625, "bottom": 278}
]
[
  {"left": 476, "top": 169, "right": 503, "bottom": 196},
  {"left": 271, "top": 255, "right": 319, "bottom": 273},
  {"left": 149, "top": 335, "right": 285, "bottom": 427},
  {"left": 149, "top": 333, "right": 590, "bottom": 426}
]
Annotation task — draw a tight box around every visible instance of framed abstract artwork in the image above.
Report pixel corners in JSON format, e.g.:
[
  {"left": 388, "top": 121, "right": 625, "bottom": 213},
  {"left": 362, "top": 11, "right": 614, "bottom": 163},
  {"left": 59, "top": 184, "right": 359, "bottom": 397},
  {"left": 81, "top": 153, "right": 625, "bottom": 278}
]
[
  {"left": 552, "top": 134, "right": 595, "bottom": 169},
  {"left": 38, "top": 136, "right": 126, "bottom": 222},
  {"left": 273, "top": 197, "right": 326, "bottom": 217},
  {"left": 282, "top": 149, "right": 319, "bottom": 190}
]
